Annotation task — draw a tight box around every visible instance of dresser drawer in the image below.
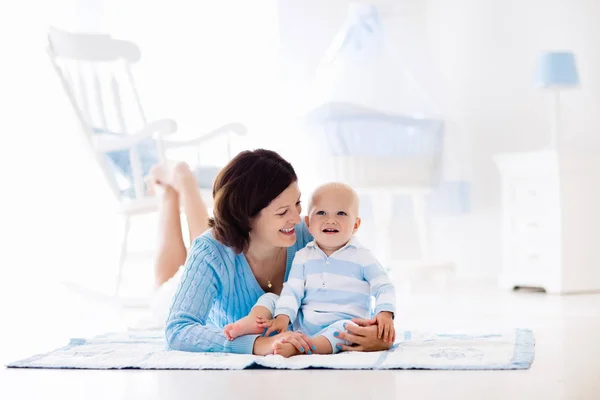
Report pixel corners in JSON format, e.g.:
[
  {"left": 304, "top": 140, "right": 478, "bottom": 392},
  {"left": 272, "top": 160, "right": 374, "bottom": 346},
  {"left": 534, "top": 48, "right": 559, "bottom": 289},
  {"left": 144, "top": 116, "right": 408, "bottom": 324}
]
[
  {"left": 507, "top": 179, "right": 559, "bottom": 216},
  {"left": 506, "top": 239, "right": 559, "bottom": 285},
  {"left": 510, "top": 215, "right": 560, "bottom": 235}
]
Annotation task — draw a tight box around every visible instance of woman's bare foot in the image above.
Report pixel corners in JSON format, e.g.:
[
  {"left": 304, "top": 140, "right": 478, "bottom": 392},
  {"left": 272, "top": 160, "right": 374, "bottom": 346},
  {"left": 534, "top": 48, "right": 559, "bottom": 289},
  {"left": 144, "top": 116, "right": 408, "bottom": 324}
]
[
  {"left": 170, "top": 162, "right": 197, "bottom": 194},
  {"left": 146, "top": 163, "right": 173, "bottom": 196},
  {"left": 223, "top": 316, "right": 265, "bottom": 341},
  {"left": 146, "top": 162, "right": 194, "bottom": 196},
  {"left": 273, "top": 341, "right": 300, "bottom": 358}
]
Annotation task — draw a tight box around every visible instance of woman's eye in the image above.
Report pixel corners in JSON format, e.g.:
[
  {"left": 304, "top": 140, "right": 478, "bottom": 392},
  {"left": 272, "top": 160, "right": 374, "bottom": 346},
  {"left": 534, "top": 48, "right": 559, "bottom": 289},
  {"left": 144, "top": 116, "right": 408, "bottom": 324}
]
[
  {"left": 316, "top": 211, "right": 325, "bottom": 215},
  {"left": 337, "top": 211, "right": 347, "bottom": 216},
  {"left": 277, "top": 210, "right": 288, "bottom": 217}
]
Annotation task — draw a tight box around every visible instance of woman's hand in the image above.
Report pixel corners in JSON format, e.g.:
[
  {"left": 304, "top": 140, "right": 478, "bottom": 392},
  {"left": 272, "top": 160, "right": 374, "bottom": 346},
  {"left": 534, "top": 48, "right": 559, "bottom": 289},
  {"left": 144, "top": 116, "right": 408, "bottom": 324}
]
[
  {"left": 277, "top": 331, "right": 314, "bottom": 355},
  {"left": 335, "top": 318, "right": 393, "bottom": 352},
  {"left": 252, "top": 330, "right": 314, "bottom": 356}
]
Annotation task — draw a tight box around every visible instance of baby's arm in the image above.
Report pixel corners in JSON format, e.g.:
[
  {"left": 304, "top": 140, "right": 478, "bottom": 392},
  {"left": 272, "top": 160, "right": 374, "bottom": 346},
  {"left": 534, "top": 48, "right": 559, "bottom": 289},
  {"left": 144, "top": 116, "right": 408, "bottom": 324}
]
[
  {"left": 272, "top": 251, "right": 307, "bottom": 330},
  {"left": 373, "top": 311, "right": 395, "bottom": 343},
  {"left": 363, "top": 251, "right": 397, "bottom": 343}
]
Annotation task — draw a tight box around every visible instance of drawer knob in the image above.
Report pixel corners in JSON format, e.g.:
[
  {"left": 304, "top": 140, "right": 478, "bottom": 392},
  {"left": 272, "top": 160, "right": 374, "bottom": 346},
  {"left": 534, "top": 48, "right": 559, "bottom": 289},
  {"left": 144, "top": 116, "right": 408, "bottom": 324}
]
[{"left": 527, "top": 253, "right": 540, "bottom": 261}]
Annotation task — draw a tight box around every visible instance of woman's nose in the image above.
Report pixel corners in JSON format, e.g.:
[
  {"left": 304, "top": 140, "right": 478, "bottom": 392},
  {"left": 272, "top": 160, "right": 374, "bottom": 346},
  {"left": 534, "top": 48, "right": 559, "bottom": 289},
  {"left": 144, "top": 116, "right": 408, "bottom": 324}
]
[{"left": 289, "top": 208, "right": 301, "bottom": 224}]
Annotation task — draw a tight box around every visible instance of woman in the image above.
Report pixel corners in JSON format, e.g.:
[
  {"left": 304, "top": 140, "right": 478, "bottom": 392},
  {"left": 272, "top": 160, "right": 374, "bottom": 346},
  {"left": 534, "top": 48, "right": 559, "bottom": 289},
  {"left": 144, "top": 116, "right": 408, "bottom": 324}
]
[{"left": 150, "top": 149, "right": 392, "bottom": 355}]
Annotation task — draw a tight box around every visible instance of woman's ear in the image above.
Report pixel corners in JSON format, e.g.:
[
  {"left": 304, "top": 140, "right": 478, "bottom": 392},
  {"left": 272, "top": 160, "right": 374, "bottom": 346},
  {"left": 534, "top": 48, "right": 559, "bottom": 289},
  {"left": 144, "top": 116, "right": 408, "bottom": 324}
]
[{"left": 353, "top": 217, "right": 361, "bottom": 233}]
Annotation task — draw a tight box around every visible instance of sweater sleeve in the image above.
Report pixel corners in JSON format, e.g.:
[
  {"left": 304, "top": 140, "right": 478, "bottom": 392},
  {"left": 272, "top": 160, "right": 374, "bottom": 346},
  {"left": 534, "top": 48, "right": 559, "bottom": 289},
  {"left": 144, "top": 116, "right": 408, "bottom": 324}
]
[{"left": 165, "top": 238, "right": 259, "bottom": 354}]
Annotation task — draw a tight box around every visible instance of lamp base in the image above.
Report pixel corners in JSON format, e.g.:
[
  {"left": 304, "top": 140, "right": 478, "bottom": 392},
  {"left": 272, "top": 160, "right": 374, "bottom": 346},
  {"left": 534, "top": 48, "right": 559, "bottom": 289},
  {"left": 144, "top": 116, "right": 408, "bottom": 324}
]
[{"left": 547, "top": 89, "right": 561, "bottom": 149}]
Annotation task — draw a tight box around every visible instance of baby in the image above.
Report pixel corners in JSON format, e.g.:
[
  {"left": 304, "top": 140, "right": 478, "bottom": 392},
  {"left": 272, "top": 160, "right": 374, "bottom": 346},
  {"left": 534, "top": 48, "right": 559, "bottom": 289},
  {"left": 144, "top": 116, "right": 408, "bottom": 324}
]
[{"left": 224, "top": 182, "right": 396, "bottom": 357}]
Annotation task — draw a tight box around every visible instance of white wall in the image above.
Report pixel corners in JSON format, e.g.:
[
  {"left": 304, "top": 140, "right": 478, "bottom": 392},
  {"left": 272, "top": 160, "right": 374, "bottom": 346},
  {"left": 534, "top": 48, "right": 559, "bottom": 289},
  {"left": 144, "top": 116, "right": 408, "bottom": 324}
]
[{"left": 277, "top": 0, "right": 600, "bottom": 279}]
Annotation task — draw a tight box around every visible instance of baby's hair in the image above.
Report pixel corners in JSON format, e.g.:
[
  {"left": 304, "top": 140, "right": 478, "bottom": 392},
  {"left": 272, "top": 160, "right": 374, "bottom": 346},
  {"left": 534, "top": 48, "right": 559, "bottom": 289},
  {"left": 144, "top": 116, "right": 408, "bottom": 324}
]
[{"left": 309, "top": 182, "right": 360, "bottom": 215}]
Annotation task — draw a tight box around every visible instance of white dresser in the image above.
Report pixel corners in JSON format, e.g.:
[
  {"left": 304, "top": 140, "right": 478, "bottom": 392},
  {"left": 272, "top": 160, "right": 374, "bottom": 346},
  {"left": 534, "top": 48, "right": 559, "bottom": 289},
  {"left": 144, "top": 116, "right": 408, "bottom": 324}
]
[{"left": 494, "top": 150, "right": 600, "bottom": 294}]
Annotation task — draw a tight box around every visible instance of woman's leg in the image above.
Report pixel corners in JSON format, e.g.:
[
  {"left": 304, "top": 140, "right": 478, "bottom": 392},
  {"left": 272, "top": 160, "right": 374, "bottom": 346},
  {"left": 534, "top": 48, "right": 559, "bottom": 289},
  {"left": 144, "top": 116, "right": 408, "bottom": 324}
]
[
  {"left": 149, "top": 162, "right": 210, "bottom": 287},
  {"left": 171, "top": 162, "right": 210, "bottom": 244},
  {"left": 153, "top": 185, "right": 187, "bottom": 287}
]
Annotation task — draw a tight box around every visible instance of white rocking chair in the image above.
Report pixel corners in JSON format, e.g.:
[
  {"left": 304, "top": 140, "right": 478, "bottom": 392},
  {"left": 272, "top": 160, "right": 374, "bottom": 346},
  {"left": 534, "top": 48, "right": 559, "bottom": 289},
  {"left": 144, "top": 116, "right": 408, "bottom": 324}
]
[{"left": 47, "top": 27, "right": 246, "bottom": 297}]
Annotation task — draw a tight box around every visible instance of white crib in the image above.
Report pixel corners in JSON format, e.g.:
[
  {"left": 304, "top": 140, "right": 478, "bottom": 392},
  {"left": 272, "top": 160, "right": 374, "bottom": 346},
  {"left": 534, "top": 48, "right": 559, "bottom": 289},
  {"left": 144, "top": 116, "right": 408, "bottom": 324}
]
[{"left": 303, "top": 103, "right": 444, "bottom": 267}]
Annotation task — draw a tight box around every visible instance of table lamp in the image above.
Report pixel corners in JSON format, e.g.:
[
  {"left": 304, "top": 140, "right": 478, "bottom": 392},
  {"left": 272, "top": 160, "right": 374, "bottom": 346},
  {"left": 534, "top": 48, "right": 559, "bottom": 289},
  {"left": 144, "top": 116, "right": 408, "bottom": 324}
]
[{"left": 534, "top": 51, "right": 580, "bottom": 148}]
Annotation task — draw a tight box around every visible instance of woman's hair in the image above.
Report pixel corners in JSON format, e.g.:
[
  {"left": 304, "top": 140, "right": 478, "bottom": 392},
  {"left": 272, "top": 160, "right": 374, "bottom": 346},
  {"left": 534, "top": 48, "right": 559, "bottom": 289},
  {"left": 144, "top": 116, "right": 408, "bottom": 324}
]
[{"left": 208, "top": 149, "right": 297, "bottom": 253}]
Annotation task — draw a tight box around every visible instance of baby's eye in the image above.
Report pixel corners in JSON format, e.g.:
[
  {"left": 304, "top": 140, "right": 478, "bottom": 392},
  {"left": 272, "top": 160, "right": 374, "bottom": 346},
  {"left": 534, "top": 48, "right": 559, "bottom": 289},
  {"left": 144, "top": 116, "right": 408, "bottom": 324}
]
[
  {"left": 337, "top": 211, "right": 347, "bottom": 216},
  {"left": 316, "top": 211, "right": 325, "bottom": 215}
]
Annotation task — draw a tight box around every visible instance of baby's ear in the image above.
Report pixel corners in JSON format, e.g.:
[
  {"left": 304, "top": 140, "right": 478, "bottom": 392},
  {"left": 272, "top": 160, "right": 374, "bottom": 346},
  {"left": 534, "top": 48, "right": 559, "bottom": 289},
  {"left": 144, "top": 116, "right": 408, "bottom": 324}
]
[
  {"left": 353, "top": 217, "right": 361, "bottom": 233},
  {"left": 304, "top": 215, "right": 310, "bottom": 227}
]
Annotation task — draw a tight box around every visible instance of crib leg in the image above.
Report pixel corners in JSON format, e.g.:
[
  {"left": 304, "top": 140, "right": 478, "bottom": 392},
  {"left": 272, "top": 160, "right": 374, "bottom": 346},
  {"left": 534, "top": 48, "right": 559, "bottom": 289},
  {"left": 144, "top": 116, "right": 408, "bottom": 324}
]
[
  {"left": 371, "top": 191, "right": 394, "bottom": 268},
  {"left": 115, "top": 215, "right": 131, "bottom": 297},
  {"left": 412, "top": 192, "right": 430, "bottom": 261}
]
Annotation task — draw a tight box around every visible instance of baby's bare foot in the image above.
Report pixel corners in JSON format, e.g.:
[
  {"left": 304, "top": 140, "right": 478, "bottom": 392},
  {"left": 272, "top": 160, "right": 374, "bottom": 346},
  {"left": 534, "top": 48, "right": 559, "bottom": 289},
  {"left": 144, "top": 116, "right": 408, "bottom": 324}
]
[
  {"left": 223, "top": 317, "right": 264, "bottom": 341},
  {"left": 273, "top": 342, "right": 300, "bottom": 358}
]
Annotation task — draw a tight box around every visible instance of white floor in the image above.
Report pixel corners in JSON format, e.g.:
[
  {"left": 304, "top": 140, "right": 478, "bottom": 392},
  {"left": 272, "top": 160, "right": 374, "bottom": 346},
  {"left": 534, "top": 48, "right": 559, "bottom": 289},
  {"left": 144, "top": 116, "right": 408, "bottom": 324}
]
[{"left": 1, "top": 275, "right": 599, "bottom": 400}]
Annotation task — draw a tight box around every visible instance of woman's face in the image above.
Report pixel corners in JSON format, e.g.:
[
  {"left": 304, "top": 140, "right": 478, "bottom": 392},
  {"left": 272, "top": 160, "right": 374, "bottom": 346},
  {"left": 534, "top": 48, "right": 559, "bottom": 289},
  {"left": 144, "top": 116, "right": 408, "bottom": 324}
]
[{"left": 250, "top": 182, "right": 302, "bottom": 249}]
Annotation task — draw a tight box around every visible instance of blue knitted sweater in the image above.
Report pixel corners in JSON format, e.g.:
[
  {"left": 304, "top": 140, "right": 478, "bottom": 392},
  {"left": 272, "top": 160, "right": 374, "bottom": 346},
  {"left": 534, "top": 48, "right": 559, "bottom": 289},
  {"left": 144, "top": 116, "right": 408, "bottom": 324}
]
[{"left": 165, "top": 222, "right": 312, "bottom": 354}]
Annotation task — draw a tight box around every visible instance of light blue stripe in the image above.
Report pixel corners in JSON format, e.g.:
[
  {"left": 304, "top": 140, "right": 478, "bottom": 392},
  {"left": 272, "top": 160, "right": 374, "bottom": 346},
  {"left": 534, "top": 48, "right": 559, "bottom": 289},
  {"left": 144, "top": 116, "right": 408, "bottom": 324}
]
[
  {"left": 297, "top": 312, "right": 356, "bottom": 336},
  {"left": 304, "top": 258, "right": 364, "bottom": 279},
  {"left": 510, "top": 329, "right": 536, "bottom": 369},
  {"left": 362, "top": 263, "right": 385, "bottom": 281},
  {"left": 288, "top": 264, "right": 304, "bottom": 280},
  {"left": 304, "top": 288, "right": 371, "bottom": 310}
]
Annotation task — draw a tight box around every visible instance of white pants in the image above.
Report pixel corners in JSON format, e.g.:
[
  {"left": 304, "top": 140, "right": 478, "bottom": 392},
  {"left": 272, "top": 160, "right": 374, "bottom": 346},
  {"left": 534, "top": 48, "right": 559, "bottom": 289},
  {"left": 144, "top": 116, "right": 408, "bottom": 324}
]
[{"left": 129, "top": 265, "right": 185, "bottom": 330}]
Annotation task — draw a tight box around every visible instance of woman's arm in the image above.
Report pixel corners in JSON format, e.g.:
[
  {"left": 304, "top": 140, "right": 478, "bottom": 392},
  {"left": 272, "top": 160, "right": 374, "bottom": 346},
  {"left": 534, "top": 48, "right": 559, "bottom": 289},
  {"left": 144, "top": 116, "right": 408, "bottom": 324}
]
[
  {"left": 253, "top": 331, "right": 315, "bottom": 356},
  {"left": 334, "top": 319, "right": 393, "bottom": 352},
  {"left": 165, "top": 239, "right": 258, "bottom": 354}
]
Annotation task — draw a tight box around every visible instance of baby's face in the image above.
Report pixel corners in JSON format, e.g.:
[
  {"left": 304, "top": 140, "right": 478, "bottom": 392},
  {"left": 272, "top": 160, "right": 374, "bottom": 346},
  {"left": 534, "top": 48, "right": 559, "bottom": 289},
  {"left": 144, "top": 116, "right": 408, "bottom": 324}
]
[{"left": 306, "top": 188, "right": 360, "bottom": 251}]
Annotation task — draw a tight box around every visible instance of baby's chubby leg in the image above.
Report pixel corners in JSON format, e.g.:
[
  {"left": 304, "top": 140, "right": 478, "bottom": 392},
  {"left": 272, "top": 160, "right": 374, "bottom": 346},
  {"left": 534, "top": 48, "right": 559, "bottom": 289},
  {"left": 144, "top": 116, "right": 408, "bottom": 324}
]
[
  {"left": 273, "top": 320, "right": 354, "bottom": 357},
  {"left": 224, "top": 293, "right": 278, "bottom": 341},
  {"left": 319, "top": 320, "right": 355, "bottom": 354},
  {"left": 223, "top": 307, "right": 271, "bottom": 340}
]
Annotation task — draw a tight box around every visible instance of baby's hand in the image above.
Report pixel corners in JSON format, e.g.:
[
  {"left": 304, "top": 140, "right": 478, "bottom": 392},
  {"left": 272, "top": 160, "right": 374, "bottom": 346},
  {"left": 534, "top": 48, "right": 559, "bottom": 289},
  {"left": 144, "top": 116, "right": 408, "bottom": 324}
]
[
  {"left": 375, "top": 311, "right": 395, "bottom": 344},
  {"left": 261, "top": 315, "right": 290, "bottom": 337}
]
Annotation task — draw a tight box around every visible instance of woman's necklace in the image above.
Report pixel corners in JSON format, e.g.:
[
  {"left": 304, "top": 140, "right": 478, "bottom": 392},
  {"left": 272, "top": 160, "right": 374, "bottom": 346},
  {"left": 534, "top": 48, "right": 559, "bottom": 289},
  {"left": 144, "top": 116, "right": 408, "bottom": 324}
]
[
  {"left": 267, "top": 248, "right": 285, "bottom": 289},
  {"left": 247, "top": 247, "right": 285, "bottom": 291}
]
